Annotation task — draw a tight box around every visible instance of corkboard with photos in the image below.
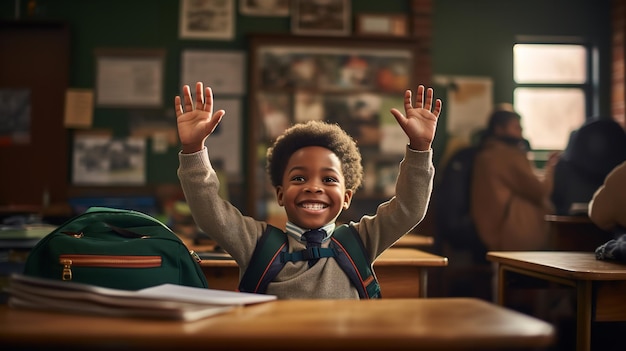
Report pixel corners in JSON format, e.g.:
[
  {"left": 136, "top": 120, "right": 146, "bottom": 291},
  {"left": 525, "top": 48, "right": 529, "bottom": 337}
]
[{"left": 247, "top": 34, "right": 419, "bottom": 227}]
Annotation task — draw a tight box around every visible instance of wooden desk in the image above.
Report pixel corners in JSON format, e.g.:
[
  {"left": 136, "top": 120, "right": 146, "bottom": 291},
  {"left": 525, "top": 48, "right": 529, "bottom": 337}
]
[
  {"left": 487, "top": 251, "right": 626, "bottom": 351},
  {"left": 544, "top": 214, "right": 614, "bottom": 251},
  {"left": 199, "top": 248, "right": 448, "bottom": 298},
  {"left": 0, "top": 298, "right": 555, "bottom": 351},
  {"left": 393, "top": 233, "right": 434, "bottom": 248}
]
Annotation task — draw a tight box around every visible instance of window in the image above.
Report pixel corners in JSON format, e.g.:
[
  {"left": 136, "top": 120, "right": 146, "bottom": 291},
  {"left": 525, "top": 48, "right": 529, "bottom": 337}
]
[{"left": 513, "top": 43, "right": 589, "bottom": 151}]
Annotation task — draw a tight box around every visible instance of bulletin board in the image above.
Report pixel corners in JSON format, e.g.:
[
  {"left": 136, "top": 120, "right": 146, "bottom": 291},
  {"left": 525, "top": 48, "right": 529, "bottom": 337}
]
[{"left": 246, "top": 34, "right": 419, "bottom": 224}]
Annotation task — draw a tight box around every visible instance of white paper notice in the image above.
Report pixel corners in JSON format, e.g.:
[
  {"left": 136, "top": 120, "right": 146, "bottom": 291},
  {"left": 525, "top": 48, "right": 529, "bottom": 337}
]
[{"left": 181, "top": 50, "right": 245, "bottom": 95}]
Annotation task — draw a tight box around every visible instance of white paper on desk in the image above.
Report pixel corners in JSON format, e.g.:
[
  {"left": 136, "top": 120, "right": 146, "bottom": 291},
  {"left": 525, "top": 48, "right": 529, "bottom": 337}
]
[
  {"left": 9, "top": 289, "right": 235, "bottom": 322},
  {"left": 138, "top": 284, "right": 276, "bottom": 305},
  {"left": 7, "top": 274, "right": 250, "bottom": 321},
  {"left": 9, "top": 274, "right": 276, "bottom": 307}
]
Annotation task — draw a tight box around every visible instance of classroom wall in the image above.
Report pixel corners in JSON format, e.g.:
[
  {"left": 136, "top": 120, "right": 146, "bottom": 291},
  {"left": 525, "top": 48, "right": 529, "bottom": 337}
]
[
  {"left": 433, "top": 0, "right": 611, "bottom": 111},
  {"left": 431, "top": 0, "right": 612, "bottom": 164},
  {"left": 0, "top": 0, "right": 612, "bottom": 188}
]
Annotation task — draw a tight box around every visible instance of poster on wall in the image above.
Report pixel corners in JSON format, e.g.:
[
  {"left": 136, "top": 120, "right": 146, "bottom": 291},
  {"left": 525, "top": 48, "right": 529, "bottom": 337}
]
[
  {"left": 248, "top": 34, "right": 416, "bottom": 221},
  {"left": 434, "top": 75, "right": 493, "bottom": 141},
  {"left": 179, "top": 0, "right": 235, "bottom": 40},
  {"left": 180, "top": 50, "right": 245, "bottom": 95},
  {"left": 64, "top": 89, "right": 94, "bottom": 128},
  {"left": 291, "top": 0, "right": 351, "bottom": 36},
  {"left": 0, "top": 89, "right": 31, "bottom": 145},
  {"left": 72, "top": 133, "right": 146, "bottom": 185},
  {"left": 239, "top": 0, "right": 289, "bottom": 16},
  {"left": 95, "top": 50, "right": 165, "bottom": 108},
  {"left": 204, "top": 98, "right": 241, "bottom": 177},
  {"left": 433, "top": 75, "right": 493, "bottom": 167}
]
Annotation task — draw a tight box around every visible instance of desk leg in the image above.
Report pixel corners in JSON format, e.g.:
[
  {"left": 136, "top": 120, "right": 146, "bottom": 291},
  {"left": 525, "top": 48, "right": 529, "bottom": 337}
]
[
  {"left": 576, "top": 281, "right": 592, "bottom": 351},
  {"left": 419, "top": 270, "right": 428, "bottom": 298},
  {"left": 495, "top": 264, "right": 505, "bottom": 306}
]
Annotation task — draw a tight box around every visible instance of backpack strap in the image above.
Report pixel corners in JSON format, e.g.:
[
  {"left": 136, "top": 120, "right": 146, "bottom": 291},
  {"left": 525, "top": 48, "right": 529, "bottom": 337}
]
[
  {"left": 238, "top": 225, "right": 287, "bottom": 294},
  {"left": 238, "top": 224, "right": 381, "bottom": 299},
  {"left": 331, "top": 224, "right": 381, "bottom": 299}
]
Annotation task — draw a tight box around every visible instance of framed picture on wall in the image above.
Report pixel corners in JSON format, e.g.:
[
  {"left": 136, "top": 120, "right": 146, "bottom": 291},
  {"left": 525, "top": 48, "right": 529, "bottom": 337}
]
[
  {"left": 72, "top": 132, "right": 146, "bottom": 186},
  {"left": 247, "top": 34, "right": 418, "bottom": 225},
  {"left": 95, "top": 49, "right": 165, "bottom": 108},
  {"left": 291, "top": 0, "right": 351, "bottom": 36},
  {"left": 179, "top": 0, "right": 235, "bottom": 40},
  {"left": 355, "top": 14, "right": 408, "bottom": 37},
  {"left": 240, "top": 0, "right": 289, "bottom": 16},
  {"left": 180, "top": 50, "right": 246, "bottom": 95}
]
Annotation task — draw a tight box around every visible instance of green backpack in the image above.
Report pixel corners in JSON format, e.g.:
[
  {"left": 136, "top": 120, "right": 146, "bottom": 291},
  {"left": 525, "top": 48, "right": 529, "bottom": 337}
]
[
  {"left": 238, "top": 224, "right": 381, "bottom": 299},
  {"left": 23, "top": 207, "right": 208, "bottom": 290}
]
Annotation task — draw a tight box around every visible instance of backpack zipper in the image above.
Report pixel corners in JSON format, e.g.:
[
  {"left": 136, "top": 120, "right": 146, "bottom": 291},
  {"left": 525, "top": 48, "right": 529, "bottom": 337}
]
[{"left": 59, "top": 254, "right": 162, "bottom": 281}]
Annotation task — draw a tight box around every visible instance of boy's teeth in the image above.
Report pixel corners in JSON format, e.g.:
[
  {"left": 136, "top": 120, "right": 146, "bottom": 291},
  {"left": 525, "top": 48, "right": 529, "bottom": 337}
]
[{"left": 303, "top": 203, "right": 325, "bottom": 210}]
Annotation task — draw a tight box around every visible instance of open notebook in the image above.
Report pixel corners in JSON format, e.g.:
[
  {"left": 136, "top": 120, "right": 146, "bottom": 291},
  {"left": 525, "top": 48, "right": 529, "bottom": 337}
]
[{"left": 7, "top": 274, "right": 276, "bottom": 321}]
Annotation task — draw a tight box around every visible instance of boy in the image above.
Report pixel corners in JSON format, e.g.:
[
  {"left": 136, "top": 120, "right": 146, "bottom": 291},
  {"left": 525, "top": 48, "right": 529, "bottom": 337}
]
[{"left": 175, "top": 82, "right": 441, "bottom": 299}]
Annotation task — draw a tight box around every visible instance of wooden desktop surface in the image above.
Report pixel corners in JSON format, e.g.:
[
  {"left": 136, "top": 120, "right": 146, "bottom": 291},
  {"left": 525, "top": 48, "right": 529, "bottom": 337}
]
[
  {"left": 487, "top": 251, "right": 626, "bottom": 280},
  {"left": 199, "top": 248, "right": 448, "bottom": 298},
  {"left": 487, "top": 251, "right": 626, "bottom": 351},
  {"left": 0, "top": 298, "right": 554, "bottom": 351},
  {"left": 545, "top": 215, "right": 595, "bottom": 224}
]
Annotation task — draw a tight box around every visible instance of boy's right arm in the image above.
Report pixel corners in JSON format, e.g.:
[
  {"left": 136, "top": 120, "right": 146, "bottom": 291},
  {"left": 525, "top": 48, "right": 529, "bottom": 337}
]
[
  {"left": 175, "top": 82, "right": 225, "bottom": 154},
  {"left": 175, "top": 81, "right": 265, "bottom": 266},
  {"left": 177, "top": 145, "right": 266, "bottom": 267}
]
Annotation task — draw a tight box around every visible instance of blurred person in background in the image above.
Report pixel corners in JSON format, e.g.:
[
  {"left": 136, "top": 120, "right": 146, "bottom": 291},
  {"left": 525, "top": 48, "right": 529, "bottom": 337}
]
[
  {"left": 551, "top": 118, "right": 626, "bottom": 216},
  {"left": 471, "top": 108, "right": 559, "bottom": 251}
]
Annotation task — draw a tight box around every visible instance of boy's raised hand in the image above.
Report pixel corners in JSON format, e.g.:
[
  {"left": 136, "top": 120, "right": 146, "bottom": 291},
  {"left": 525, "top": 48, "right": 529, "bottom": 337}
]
[
  {"left": 175, "top": 82, "right": 225, "bottom": 154},
  {"left": 390, "top": 85, "right": 442, "bottom": 151}
]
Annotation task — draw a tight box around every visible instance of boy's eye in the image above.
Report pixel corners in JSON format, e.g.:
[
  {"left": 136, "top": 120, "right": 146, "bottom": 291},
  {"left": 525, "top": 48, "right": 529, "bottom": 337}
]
[
  {"left": 323, "top": 176, "right": 338, "bottom": 183},
  {"left": 291, "top": 176, "right": 305, "bottom": 182}
]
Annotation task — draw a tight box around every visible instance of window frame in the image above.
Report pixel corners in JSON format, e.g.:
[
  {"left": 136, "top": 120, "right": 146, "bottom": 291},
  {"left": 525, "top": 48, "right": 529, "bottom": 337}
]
[{"left": 513, "top": 37, "right": 596, "bottom": 153}]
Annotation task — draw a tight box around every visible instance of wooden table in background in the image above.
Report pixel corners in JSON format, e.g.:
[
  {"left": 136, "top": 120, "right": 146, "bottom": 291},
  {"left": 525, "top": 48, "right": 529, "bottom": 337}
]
[
  {"left": 199, "top": 248, "right": 448, "bottom": 298},
  {"left": 487, "top": 251, "right": 626, "bottom": 351},
  {"left": 393, "top": 233, "right": 434, "bottom": 248},
  {"left": 0, "top": 298, "right": 555, "bottom": 351},
  {"left": 544, "top": 214, "right": 614, "bottom": 251}
]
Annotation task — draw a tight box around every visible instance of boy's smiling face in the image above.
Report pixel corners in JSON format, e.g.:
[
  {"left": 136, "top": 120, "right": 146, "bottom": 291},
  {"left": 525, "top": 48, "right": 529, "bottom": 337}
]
[{"left": 276, "top": 146, "right": 353, "bottom": 230}]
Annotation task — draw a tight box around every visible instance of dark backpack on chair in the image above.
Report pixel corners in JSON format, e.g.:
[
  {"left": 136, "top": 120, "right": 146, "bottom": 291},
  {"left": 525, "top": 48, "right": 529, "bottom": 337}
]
[
  {"left": 23, "top": 207, "right": 209, "bottom": 290},
  {"left": 433, "top": 146, "right": 487, "bottom": 263},
  {"left": 238, "top": 224, "right": 381, "bottom": 299}
]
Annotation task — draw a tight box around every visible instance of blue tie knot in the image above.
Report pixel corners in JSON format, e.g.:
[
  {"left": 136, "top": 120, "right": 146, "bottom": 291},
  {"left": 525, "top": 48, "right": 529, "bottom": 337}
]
[
  {"left": 302, "top": 229, "right": 326, "bottom": 267},
  {"left": 303, "top": 229, "right": 325, "bottom": 247}
]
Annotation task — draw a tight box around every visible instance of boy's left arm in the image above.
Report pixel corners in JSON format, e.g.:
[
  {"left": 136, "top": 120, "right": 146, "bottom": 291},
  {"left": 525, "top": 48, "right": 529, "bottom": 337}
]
[
  {"left": 390, "top": 84, "right": 442, "bottom": 151},
  {"left": 354, "top": 85, "right": 441, "bottom": 257},
  {"left": 355, "top": 146, "right": 435, "bottom": 258}
]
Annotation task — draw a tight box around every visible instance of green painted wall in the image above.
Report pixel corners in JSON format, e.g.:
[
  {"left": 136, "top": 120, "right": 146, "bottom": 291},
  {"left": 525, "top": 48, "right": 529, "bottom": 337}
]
[{"left": 433, "top": 0, "right": 611, "bottom": 112}]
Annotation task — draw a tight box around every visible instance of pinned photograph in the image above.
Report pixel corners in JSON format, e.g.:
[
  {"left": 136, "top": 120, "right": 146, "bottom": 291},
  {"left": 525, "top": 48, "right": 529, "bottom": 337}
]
[
  {"left": 72, "top": 134, "right": 146, "bottom": 185},
  {"left": 179, "top": 0, "right": 235, "bottom": 40},
  {"left": 240, "top": 0, "right": 289, "bottom": 16},
  {"left": 291, "top": 0, "right": 351, "bottom": 36}
]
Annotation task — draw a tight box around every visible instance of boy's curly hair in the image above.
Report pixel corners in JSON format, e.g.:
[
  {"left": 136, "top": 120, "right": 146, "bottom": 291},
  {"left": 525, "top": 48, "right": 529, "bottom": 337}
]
[{"left": 266, "top": 120, "right": 363, "bottom": 192}]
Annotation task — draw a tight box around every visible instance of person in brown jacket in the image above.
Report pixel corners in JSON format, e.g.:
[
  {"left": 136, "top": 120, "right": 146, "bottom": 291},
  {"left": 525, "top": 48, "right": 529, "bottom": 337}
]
[{"left": 470, "top": 109, "right": 559, "bottom": 251}]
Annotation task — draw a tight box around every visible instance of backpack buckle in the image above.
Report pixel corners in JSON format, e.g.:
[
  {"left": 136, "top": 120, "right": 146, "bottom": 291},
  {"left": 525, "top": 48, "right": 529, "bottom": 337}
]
[{"left": 280, "top": 248, "right": 336, "bottom": 263}]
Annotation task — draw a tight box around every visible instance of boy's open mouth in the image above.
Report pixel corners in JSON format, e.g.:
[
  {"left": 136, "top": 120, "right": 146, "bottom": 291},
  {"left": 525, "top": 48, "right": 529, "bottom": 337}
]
[{"left": 299, "top": 202, "right": 328, "bottom": 211}]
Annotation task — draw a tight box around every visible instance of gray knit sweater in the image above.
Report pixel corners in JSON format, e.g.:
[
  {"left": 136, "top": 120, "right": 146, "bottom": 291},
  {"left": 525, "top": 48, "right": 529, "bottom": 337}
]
[{"left": 177, "top": 146, "right": 434, "bottom": 299}]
